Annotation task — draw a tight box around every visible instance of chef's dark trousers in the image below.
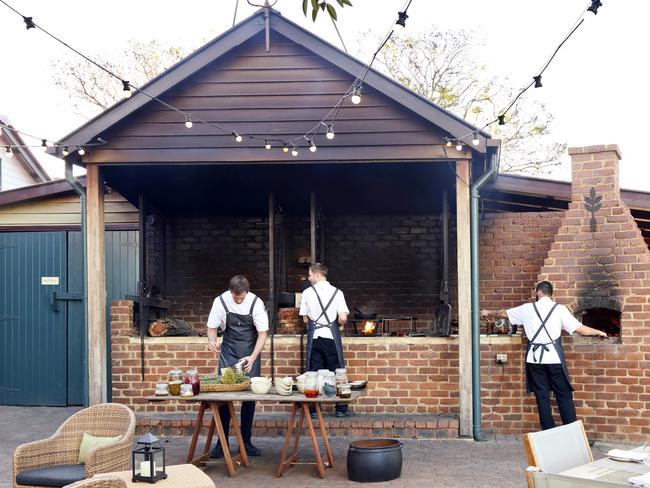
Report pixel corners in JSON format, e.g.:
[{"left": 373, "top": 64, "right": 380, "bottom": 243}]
[
  {"left": 527, "top": 362, "right": 576, "bottom": 430},
  {"left": 309, "top": 337, "right": 347, "bottom": 414},
  {"left": 216, "top": 401, "right": 256, "bottom": 444}
]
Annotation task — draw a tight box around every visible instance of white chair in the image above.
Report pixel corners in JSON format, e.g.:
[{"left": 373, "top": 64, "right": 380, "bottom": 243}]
[{"left": 523, "top": 420, "right": 593, "bottom": 488}]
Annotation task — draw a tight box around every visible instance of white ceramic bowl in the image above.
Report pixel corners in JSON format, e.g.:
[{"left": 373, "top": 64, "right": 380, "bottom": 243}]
[{"left": 251, "top": 381, "right": 272, "bottom": 395}]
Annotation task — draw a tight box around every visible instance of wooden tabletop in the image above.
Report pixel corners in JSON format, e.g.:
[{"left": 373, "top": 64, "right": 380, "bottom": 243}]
[
  {"left": 147, "top": 387, "right": 364, "bottom": 403},
  {"left": 94, "top": 464, "right": 215, "bottom": 488}
]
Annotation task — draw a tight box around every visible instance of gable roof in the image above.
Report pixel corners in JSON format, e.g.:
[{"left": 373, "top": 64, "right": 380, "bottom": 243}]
[
  {"left": 0, "top": 116, "right": 51, "bottom": 183},
  {"left": 56, "top": 8, "right": 493, "bottom": 158}
]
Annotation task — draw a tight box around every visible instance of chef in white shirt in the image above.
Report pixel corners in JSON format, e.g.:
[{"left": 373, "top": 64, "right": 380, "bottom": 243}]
[
  {"left": 481, "top": 281, "right": 606, "bottom": 430},
  {"left": 299, "top": 262, "right": 352, "bottom": 418}
]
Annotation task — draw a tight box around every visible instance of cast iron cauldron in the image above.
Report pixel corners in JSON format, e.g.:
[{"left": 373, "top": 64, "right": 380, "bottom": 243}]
[{"left": 347, "top": 439, "right": 403, "bottom": 483}]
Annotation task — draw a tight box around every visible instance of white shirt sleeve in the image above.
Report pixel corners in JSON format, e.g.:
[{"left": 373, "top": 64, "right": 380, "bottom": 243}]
[
  {"left": 298, "top": 289, "right": 310, "bottom": 317},
  {"left": 506, "top": 303, "right": 527, "bottom": 325},
  {"left": 558, "top": 305, "right": 582, "bottom": 335},
  {"left": 207, "top": 297, "right": 226, "bottom": 330},
  {"left": 336, "top": 291, "right": 349, "bottom": 315},
  {"left": 252, "top": 298, "right": 269, "bottom": 332}
]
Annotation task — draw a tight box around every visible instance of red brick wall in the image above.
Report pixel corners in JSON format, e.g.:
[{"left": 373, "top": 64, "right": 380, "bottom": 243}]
[{"left": 110, "top": 300, "right": 650, "bottom": 442}]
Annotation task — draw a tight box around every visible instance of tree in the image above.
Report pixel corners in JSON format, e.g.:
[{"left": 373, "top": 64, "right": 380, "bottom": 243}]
[
  {"left": 302, "top": 0, "right": 352, "bottom": 22},
  {"left": 51, "top": 39, "right": 188, "bottom": 115},
  {"left": 371, "top": 30, "right": 565, "bottom": 174}
]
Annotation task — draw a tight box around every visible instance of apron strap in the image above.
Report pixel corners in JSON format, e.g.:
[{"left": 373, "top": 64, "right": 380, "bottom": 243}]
[
  {"left": 219, "top": 294, "right": 230, "bottom": 315},
  {"left": 248, "top": 296, "right": 258, "bottom": 316},
  {"left": 529, "top": 303, "right": 559, "bottom": 363},
  {"left": 311, "top": 285, "right": 339, "bottom": 327}
]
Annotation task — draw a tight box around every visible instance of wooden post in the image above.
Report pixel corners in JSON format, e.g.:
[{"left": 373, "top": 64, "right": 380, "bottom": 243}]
[
  {"left": 456, "top": 159, "right": 472, "bottom": 437},
  {"left": 86, "top": 165, "right": 107, "bottom": 404},
  {"left": 310, "top": 192, "right": 316, "bottom": 264}
]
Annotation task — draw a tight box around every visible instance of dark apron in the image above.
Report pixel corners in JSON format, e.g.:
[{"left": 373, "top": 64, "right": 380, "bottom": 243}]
[
  {"left": 218, "top": 294, "right": 261, "bottom": 378},
  {"left": 306, "top": 285, "right": 345, "bottom": 370},
  {"left": 525, "top": 302, "right": 573, "bottom": 393}
]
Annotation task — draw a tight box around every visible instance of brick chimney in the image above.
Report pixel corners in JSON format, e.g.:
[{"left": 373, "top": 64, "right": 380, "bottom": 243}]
[{"left": 538, "top": 145, "right": 650, "bottom": 338}]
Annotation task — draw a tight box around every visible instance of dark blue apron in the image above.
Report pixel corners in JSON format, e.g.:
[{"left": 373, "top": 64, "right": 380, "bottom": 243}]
[
  {"left": 525, "top": 302, "right": 573, "bottom": 393},
  {"left": 306, "top": 285, "right": 345, "bottom": 370},
  {"left": 218, "top": 293, "right": 261, "bottom": 378}
]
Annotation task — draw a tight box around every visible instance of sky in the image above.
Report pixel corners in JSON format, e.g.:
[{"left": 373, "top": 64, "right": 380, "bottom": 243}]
[{"left": 0, "top": 0, "right": 648, "bottom": 191}]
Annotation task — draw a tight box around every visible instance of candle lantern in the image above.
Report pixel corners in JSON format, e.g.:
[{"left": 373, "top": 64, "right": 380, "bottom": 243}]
[{"left": 132, "top": 433, "right": 167, "bottom": 483}]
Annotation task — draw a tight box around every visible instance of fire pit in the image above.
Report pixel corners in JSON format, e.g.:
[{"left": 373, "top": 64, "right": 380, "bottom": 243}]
[{"left": 347, "top": 319, "right": 381, "bottom": 336}]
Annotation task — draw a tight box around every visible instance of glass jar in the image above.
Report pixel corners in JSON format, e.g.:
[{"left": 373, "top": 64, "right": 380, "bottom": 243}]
[
  {"left": 185, "top": 369, "right": 200, "bottom": 395},
  {"left": 317, "top": 369, "right": 330, "bottom": 394},
  {"left": 338, "top": 383, "right": 352, "bottom": 399},
  {"left": 322, "top": 371, "right": 336, "bottom": 397},
  {"left": 304, "top": 371, "right": 319, "bottom": 398},
  {"left": 335, "top": 368, "right": 348, "bottom": 395},
  {"left": 154, "top": 383, "right": 169, "bottom": 396},
  {"left": 180, "top": 384, "right": 194, "bottom": 397},
  {"left": 168, "top": 369, "right": 183, "bottom": 396}
]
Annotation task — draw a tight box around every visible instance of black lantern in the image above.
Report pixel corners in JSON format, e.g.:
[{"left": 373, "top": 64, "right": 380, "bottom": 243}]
[{"left": 132, "top": 433, "right": 167, "bottom": 483}]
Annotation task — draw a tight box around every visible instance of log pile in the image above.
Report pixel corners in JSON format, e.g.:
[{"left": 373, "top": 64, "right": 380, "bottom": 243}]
[{"left": 148, "top": 319, "right": 192, "bottom": 337}]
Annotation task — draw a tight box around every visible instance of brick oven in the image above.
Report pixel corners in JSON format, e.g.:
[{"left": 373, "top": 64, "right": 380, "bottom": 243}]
[{"left": 537, "top": 145, "right": 650, "bottom": 340}]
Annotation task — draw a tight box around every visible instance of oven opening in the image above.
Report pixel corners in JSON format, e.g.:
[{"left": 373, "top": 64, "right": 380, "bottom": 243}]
[{"left": 579, "top": 308, "right": 621, "bottom": 337}]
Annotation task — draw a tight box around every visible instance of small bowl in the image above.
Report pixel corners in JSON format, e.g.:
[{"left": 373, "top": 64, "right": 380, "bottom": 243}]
[{"left": 251, "top": 381, "right": 272, "bottom": 395}]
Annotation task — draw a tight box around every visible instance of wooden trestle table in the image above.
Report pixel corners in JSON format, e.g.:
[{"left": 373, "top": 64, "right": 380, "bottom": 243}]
[{"left": 148, "top": 388, "right": 363, "bottom": 479}]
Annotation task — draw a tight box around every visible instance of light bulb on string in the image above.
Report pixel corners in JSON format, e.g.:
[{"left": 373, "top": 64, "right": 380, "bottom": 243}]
[
  {"left": 455, "top": 141, "right": 463, "bottom": 152},
  {"left": 396, "top": 10, "right": 408, "bottom": 28},
  {"left": 41, "top": 139, "right": 48, "bottom": 152},
  {"left": 122, "top": 80, "right": 131, "bottom": 98},
  {"left": 351, "top": 87, "right": 362, "bottom": 105},
  {"left": 326, "top": 125, "right": 335, "bottom": 140},
  {"left": 472, "top": 132, "right": 480, "bottom": 146},
  {"left": 184, "top": 115, "right": 193, "bottom": 129},
  {"left": 498, "top": 115, "right": 506, "bottom": 126},
  {"left": 5, "top": 146, "right": 13, "bottom": 158},
  {"left": 234, "top": 132, "right": 243, "bottom": 143},
  {"left": 587, "top": 0, "right": 602, "bottom": 15},
  {"left": 446, "top": 139, "right": 452, "bottom": 147},
  {"left": 282, "top": 144, "right": 289, "bottom": 153},
  {"left": 291, "top": 146, "right": 298, "bottom": 157},
  {"left": 533, "top": 75, "right": 542, "bottom": 88},
  {"left": 62, "top": 146, "right": 69, "bottom": 156},
  {"left": 78, "top": 147, "right": 85, "bottom": 156},
  {"left": 309, "top": 140, "right": 317, "bottom": 152},
  {"left": 265, "top": 140, "right": 272, "bottom": 150}
]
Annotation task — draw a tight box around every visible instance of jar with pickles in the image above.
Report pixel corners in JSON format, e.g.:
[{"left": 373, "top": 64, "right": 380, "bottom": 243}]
[{"left": 168, "top": 369, "right": 183, "bottom": 396}]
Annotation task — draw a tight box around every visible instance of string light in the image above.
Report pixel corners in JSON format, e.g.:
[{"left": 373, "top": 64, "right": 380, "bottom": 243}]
[
  {"left": 446, "top": 139, "right": 452, "bottom": 147},
  {"left": 41, "top": 139, "right": 48, "bottom": 152},
  {"left": 22, "top": 16, "right": 34, "bottom": 29},
  {"left": 309, "top": 140, "right": 317, "bottom": 152},
  {"left": 234, "top": 132, "right": 243, "bottom": 143},
  {"left": 5, "top": 146, "right": 13, "bottom": 158},
  {"left": 396, "top": 10, "right": 408, "bottom": 28},
  {"left": 497, "top": 115, "right": 506, "bottom": 126},
  {"left": 326, "top": 125, "right": 335, "bottom": 140},
  {"left": 472, "top": 131, "right": 480, "bottom": 146},
  {"left": 350, "top": 87, "right": 362, "bottom": 105},
  {"left": 62, "top": 145, "right": 69, "bottom": 156},
  {"left": 265, "top": 140, "right": 271, "bottom": 150},
  {"left": 78, "top": 147, "right": 85, "bottom": 156},
  {"left": 282, "top": 144, "right": 289, "bottom": 153},
  {"left": 122, "top": 80, "right": 131, "bottom": 98},
  {"left": 533, "top": 75, "right": 543, "bottom": 88},
  {"left": 291, "top": 146, "right": 298, "bottom": 157},
  {"left": 587, "top": 0, "right": 602, "bottom": 15},
  {"left": 455, "top": 141, "right": 463, "bottom": 151},
  {"left": 184, "top": 115, "right": 193, "bottom": 129}
]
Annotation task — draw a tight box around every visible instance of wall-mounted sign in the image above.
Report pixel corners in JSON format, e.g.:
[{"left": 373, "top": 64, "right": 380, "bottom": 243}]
[{"left": 41, "top": 276, "right": 60, "bottom": 286}]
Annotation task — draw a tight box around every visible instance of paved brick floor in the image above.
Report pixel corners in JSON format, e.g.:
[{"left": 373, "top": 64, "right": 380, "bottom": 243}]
[{"left": 0, "top": 405, "right": 628, "bottom": 488}]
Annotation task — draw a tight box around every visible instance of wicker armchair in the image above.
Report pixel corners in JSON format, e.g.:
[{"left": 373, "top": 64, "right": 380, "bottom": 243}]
[
  {"left": 13, "top": 403, "right": 136, "bottom": 488},
  {"left": 64, "top": 477, "right": 127, "bottom": 488}
]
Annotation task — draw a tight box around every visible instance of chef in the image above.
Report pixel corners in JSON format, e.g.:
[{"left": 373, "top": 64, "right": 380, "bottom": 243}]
[
  {"left": 482, "top": 281, "right": 606, "bottom": 430},
  {"left": 207, "top": 275, "right": 268, "bottom": 458},
  {"left": 299, "top": 262, "right": 352, "bottom": 418}
]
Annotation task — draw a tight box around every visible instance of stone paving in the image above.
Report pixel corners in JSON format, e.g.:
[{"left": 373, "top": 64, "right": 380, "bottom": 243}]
[{"left": 0, "top": 405, "right": 629, "bottom": 488}]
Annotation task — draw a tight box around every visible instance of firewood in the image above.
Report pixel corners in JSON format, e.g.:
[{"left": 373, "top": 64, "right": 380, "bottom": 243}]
[{"left": 148, "top": 319, "right": 192, "bottom": 337}]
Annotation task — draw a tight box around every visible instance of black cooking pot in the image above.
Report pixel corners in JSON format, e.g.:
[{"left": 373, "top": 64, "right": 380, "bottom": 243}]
[
  {"left": 353, "top": 307, "right": 377, "bottom": 321},
  {"left": 347, "top": 439, "right": 403, "bottom": 483}
]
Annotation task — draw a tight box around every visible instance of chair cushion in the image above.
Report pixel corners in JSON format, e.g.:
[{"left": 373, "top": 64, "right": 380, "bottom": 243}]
[
  {"left": 16, "top": 464, "right": 86, "bottom": 487},
  {"left": 78, "top": 432, "right": 122, "bottom": 463}
]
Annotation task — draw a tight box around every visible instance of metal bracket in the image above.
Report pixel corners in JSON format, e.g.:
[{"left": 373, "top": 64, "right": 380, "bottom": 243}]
[{"left": 51, "top": 291, "right": 83, "bottom": 312}]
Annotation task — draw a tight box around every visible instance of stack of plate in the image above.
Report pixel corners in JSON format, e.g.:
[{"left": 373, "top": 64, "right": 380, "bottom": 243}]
[{"left": 275, "top": 377, "right": 294, "bottom": 396}]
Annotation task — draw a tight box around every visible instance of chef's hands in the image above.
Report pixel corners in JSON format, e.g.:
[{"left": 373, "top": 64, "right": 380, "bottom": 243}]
[
  {"left": 241, "top": 356, "right": 254, "bottom": 373},
  {"left": 207, "top": 341, "right": 220, "bottom": 354},
  {"left": 596, "top": 330, "right": 608, "bottom": 340}
]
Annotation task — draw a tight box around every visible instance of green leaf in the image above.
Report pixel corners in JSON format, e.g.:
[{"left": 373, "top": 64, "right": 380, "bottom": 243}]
[
  {"left": 312, "top": 6, "right": 319, "bottom": 21},
  {"left": 326, "top": 3, "right": 337, "bottom": 20},
  {"left": 336, "top": 0, "right": 344, "bottom": 6},
  {"left": 311, "top": 0, "right": 318, "bottom": 10},
  {"left": 303, "top": 0, "right": 309, "bottom": 16},
  {"left": 341, "top": 0, "right": 352, "bottom": 6}
]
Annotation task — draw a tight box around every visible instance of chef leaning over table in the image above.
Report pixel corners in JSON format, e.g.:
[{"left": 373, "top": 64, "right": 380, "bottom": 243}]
[{"left": 206, "top": 274, "right": 268, "bottom": 459}]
